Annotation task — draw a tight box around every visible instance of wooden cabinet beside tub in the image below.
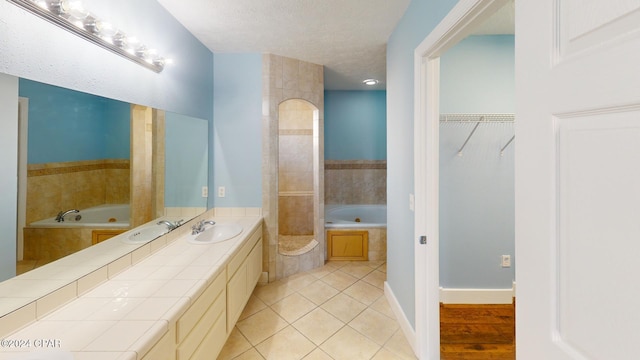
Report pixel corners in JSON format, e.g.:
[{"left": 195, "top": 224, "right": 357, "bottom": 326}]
[{"left": 141, "top": 224, "right": 263, "bottom": 360}]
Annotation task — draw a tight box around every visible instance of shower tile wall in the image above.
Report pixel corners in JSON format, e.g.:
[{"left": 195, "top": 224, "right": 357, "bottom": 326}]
[
  {"left": 325, "top": 160, "right": 387, "bottom": 204},
  {"left": 26, "top": 159, "right": 130, "bottom": 223},
  {"left": 263, "top": 54, "right": 325, "bottom": 281},
  {"left": 278, "top": 100, "right": 315, "bottom": 236},
  {"left": 130, "top": 105, "right": 156, "bottom": 228}
]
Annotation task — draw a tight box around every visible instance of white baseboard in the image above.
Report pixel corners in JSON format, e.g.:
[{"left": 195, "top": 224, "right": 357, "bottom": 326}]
[
  {"left": 384, "top": 281, "right": 417, "bottom": 355},
  {"left": 440, "top": 282, "right": 516, "bottom": 304}
]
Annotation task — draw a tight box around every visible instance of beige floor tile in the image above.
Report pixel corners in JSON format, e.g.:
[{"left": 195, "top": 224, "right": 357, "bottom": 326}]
[
  {"left": 279, "top": 273, "right": 318, "bottom": 292},
  {"left": 236, "top": 308, "right": 288, "bottom": 346},
  {"left": 339, "top": 263, "right": 374, "bottom": 279},
  {"left": 304, "top": 264, "right": 336, "bottom": 279},
  {"left": 343, "top": 280, "right": 383, "bottom": 305},
  {"left": 378, "top": 263, "right": 387, "bottom": 273},
  {"left": 362, "top": 269, "right": 386, "bottom": 289},
  {"left": 366, "top": 261, "right": 386, "bottom": 269},
  {"left": 371, "top": 347, "right": 405, "bottom": 360},
  {"left": 297, "top": 280, "right": 340, "bottom": 305},
  {"left": 302, "top": 348, "right": 334, "bottom": 360},
  {"left": 382, "top": 330, "right": 417, "bottom": 360},
  {"left": 270, "top": 293, "right": 317, "bottom": 323},
  {"left": 325, "top": 261, "right": 347, "bottom": 270},
  {"left": 320, "top": 326, "right": 380, "bottom": 360},
  {"left": 370, "top": 296, "right": 395, "bottom": 320},
  {"left": 231, "top": 348, "right": 266, "bottom": 360},
  {"left": 239, "top": 295, "right": 268, "bottom": 321},
  {"left": 320, "top": 293, "right": 367, "bottom": 323},
  {"left": 292, "top": 308, "right": 344, "bottom": 345},
  {"left": 217, "top": 327, "right": 253, "bottom": 360},
  {"left": 320, "top": 270, "right": 358, "bottom": 291},
  {"left": 255, "top": 326, "right": 316, "bottom": 360},
  {"left": 349, "top": 308, "right": 399, "bottom": 345},
  {"left": 253, "top": 281, "right": 296, "bottom": 305}
]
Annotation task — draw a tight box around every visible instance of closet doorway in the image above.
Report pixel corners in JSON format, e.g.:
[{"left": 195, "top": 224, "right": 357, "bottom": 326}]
[{"left": 413, "top": 0, "right": 515, "bottom": 358}]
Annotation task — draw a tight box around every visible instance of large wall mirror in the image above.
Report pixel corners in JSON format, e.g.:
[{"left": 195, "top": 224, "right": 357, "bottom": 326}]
[{"left": 0, "top": 75, "right": 209, "bottom": 317}]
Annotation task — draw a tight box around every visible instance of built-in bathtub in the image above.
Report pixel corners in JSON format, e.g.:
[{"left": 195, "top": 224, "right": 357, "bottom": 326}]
[
  {"left": 325, "top": 204, "right": 387, "bottom": 261},
  {"left": 24, "top": 204, "right": 131, "bottom": 263}
]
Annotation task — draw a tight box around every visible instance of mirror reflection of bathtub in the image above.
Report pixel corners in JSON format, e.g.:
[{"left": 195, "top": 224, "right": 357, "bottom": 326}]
[{"left": 24, "top": 204, "right": 130, "bottom": 266}]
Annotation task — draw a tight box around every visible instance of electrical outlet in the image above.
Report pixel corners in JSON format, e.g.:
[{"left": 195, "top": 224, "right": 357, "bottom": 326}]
[
  {"left": 409, "top": 194, "right": 415, "bottom": 211},
  {"left": 217, "top": 186, "right": 226, "bottom": 198},
  {"left": 201, "top": 186, "right": 208, "bottom": 198},
  {"left": 501, "top": 255, "right": 511, "bottom": 268}
]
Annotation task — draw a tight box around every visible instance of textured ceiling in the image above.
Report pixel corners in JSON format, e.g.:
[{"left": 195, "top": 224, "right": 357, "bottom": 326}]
[
  {"left": 157, "top": 0, "right": 514, "bottom": 90},
  {"left": 156, "top": 0, "right": 411, "bottom": 90}
]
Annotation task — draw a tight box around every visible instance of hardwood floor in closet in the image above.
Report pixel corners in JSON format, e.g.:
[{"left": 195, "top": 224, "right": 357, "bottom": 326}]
[{"left": 440, "top": 303, "right": 515, "bottom": 360}]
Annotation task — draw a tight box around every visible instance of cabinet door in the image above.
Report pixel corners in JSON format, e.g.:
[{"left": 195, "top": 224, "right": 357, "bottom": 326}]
[
  {"left": 246, "top": 239, "right": 262, "bottom": 295},
  {"left": 226, "top": 264, "right": 247, "bottom": 332}
]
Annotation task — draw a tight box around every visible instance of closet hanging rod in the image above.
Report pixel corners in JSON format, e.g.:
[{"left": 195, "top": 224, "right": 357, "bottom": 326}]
[
  {"left": 500, "top": 135, "right": 515, "bottom": 156},
  {"left": 457, "top": 116, "right": 484, "bottom": 156}
]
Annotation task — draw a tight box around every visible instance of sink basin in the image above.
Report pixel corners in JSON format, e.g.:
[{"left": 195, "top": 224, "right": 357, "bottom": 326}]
[
  {"left": 188, "top": 223, "right": 243, "bottom": 244},
  {"left": 123, "top": 224, "right": 169, "bottom": 244}
]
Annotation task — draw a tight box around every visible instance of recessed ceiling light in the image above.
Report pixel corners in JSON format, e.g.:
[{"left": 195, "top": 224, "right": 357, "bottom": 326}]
[{"left": 363, "top": 79, "right": 379, "bottom": 86}]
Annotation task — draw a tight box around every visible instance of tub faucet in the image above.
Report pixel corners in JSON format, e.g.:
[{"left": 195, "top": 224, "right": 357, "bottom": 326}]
[
  {"left": 55, "top": 209, "right": 79, "bottom": 222},
  {"left": 191, "top": 220, "right": 216, "bottom": 235},
  {"left": 157, "top": 220, "right": 178, "bottom": 231}
]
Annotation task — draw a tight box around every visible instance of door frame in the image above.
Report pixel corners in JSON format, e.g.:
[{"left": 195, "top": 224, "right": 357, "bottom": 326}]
[{"left": 413, "top": 0, "right": 511, "bottom": 357}]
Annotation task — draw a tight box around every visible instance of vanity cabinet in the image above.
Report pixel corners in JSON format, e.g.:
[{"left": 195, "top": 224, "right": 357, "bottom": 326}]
[
  {"left": 141, "top": 224, "right": 263, "bottom": 360},
  {"left": 226, "top": 226, "right": 263, "bottom": 332}
]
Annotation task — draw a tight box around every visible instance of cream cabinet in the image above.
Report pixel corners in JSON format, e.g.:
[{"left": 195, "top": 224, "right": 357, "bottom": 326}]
[
  {"left": 141, "top": 224, "right": 263, "bottom": 360},
  {"left": 226, "top": 227, "right": 263, "bottom": 332}
]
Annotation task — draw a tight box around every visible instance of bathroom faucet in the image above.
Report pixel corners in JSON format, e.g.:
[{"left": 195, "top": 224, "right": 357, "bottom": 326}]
[
  {"left": 191, "top": 220, "right": 216, "bottom": 235},
  {"left": 157, "top": 220, "right": 178, "bottom": 231},
  {"left": 55, "top": 209, "right": 79, "bottom": 222}
]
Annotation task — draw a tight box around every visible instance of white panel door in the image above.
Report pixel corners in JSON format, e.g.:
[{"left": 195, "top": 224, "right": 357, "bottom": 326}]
[{"left": 516, "top": 0, "right": 640, "bottom": 359}]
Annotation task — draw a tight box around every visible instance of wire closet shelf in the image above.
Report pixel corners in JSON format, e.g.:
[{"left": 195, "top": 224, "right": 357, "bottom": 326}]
[{"left": 439, "top": 113, "right": 515, "bottom": 156}]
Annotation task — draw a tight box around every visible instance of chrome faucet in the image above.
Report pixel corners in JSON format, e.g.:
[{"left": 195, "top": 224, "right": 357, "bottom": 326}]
[
  {"left": 191, "top": 220, "right": 216, "bottom": 235},
  {"left": 157, "top": 220, "right": 178, "bottom": 231},
  {"left": 55, "top": 209, "right": 79, "bottom": 222}
]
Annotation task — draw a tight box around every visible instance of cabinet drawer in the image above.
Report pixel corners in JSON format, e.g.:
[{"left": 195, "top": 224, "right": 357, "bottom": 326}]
[
  {"left": 176, "top": 270, "right": 225, "bottom": 343},
  {"left": 227, "top": 225, "right": 261, "bottom": 280},
  {"left": 142, "top": 326, "right": 176, "bottom": 360},
  {"left": 176, "top": 290, "right": 225, "bottom": 360}
]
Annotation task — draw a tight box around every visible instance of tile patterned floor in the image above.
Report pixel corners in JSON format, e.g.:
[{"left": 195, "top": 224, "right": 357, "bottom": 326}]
[{"left": 218, "top": 261, "right": 417, "bottom": 360}]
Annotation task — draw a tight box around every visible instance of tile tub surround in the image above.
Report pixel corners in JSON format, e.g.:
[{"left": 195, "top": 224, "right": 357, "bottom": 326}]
[
  {"left": 0, "top": 209, "right": 262, "bottom": 359},
  {"left": 324, "top": 160, "right": 386, "bottom": 205}
]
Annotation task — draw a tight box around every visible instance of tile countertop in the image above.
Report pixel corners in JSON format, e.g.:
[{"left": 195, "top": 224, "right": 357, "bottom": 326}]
[{"left": 0, "top": 215, "right": 263, "bottom": 360}]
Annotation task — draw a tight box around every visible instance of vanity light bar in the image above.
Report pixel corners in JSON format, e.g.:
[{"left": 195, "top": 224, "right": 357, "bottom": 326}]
[{"left": 8, "top": 0, "right": 167, "bottom": 73}]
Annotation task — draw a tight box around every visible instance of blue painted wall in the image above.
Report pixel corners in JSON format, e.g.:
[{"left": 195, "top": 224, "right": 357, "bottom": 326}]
[
  {"left": 440, "top": 35, "right": 515, "bottom": 113},
  {"left": 166, "top": 112, "right": 208, "bottom": 207},
  {"left": 211, "top": 53, "right": 262, "bottom": 208},
  {"left": 386, "top": 0, "right": 459, "bottom": 328},
  {"left": 439, "top": 122, "right": 515, "bottom": 288},
  {"left": 439, "top": 35, "right": 515, "bottom": 289},
  {"left": 324, "top": 90, "right": 387, "bottom": 160},
  {"left": 19, "top": 79, "right": 130, "bottom": 164}
]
